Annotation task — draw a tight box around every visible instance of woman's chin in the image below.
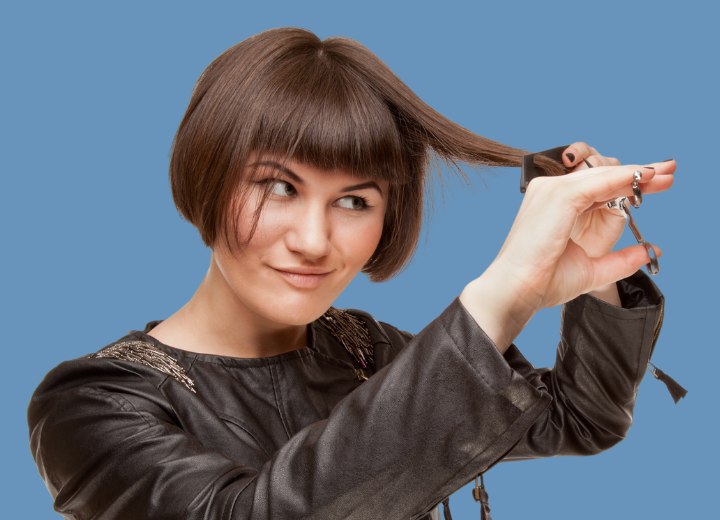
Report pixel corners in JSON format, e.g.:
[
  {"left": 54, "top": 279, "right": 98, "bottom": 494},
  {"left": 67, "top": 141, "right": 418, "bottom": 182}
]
[{"left": 258, "top": 297, "right": 333, "bottom": 327}]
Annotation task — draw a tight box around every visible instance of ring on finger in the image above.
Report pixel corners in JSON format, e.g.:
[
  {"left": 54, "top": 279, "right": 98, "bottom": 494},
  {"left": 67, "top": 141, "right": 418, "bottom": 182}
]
[{"left": 630, "top": 170, "right": 643, "bottom": 208}]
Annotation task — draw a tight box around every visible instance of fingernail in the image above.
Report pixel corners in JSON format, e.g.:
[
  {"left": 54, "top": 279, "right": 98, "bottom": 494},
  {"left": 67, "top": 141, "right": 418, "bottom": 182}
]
[
  {"left": 644, "top": 166, "right": 655, "bottom": 169},
  {"left": 566, "top": 152, "right": 575, "bottom": 162},
  {"left": 662, "top": 158, "right": 674, "bottom": 162}
]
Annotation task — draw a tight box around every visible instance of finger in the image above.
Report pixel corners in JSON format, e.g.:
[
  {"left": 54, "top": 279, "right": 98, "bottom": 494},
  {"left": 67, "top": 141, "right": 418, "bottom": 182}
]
[
  {"left": 530, "top": 164, "right": 658, "bottom": 211},
  {"left": 589, "top": 243, "right": 663, "bottom": 289},
  {"left": 563, "top": 142, "right": 596, "bottom": 167},
  {"left": 593, "top": 170, "right": 676, "bottom": 206},
  {"left": 646, "top": 158, "right": 676, "bottom": 174},
  {"left": 634, "top": 172, "right": 674, "bottom": 196},
  {"left": 582, "top": 170, "right": 675, "bottom": 211},
  {"left": 560, "top": 161, "right": 671, "bottom": 182},
  {"left": 588, "top": 154, "right": 621, "bottom": 167},
  {"left": 572, "top": 154, "right": 622, "bottom": 172},
  {"left": 617, "top": 159, "right": 676, "bottom": 196}
]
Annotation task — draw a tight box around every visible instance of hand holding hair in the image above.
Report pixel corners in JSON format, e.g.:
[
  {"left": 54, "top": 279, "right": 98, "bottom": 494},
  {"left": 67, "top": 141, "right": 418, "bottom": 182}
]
[{"left": 459, "top": 158, "right": 676, "bottom": 352}]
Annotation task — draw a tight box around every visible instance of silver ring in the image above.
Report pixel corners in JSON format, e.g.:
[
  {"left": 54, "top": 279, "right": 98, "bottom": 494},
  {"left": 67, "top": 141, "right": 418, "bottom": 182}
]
[{"left": 631, "top": 170, "right": 643, "bottom": 208}]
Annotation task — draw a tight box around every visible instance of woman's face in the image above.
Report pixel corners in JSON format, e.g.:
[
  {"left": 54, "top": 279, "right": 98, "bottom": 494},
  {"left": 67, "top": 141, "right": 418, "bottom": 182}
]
[{"left": 211, "top": 156, "right": 389, "bottom": 327}]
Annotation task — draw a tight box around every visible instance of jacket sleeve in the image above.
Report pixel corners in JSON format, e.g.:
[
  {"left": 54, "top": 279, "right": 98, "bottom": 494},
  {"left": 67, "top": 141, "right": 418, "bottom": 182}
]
[
  {"left": 29, "top": 299, "right": 554, "bottom": 520},
  {"left": 503, "top": 270, "right": 665, "bottom": 459},
  {"left": 379, "top": 270, "right": 665, "bottom": 461}
]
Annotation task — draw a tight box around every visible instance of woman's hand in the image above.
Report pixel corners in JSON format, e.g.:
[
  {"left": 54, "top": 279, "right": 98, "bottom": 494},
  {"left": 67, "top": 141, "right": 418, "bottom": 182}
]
[
  {"left": 562, "top": 142, "right": 628, "bottom": 258},
  {"left": 460, "top": 153, "right": 676, "bottom": 352},
  {"left": 562, "top": 142, "right": 631, "bottom": 306}
]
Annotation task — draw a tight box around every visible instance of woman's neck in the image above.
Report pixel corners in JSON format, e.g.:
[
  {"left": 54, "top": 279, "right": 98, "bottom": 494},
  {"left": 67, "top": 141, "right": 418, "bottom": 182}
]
[{"left": 147, "top": 262, "right": 307, "bottom": 358}]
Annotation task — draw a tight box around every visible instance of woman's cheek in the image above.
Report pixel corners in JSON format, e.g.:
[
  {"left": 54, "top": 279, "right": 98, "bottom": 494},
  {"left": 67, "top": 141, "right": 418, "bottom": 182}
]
[{"left": 348, "top": 214, "right": 385, "bottom": 265}]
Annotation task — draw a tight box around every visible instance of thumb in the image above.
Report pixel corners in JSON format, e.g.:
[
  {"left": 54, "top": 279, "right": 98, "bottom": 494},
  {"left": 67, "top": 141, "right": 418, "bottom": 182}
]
[{"left": 589, "top": 243, "right": 662, "bottom": 288}]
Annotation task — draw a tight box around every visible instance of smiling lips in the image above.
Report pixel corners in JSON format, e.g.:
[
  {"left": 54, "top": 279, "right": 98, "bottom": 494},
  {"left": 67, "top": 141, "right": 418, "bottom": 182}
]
[{"left": 272, "top": 267, "right": 333, "bottom": 289}]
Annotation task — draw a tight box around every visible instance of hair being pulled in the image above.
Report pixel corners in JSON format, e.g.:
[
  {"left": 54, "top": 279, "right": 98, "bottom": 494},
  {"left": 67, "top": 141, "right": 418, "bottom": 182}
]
[{"left": 170, "top": 28, "right": 567, "bottom": 281}]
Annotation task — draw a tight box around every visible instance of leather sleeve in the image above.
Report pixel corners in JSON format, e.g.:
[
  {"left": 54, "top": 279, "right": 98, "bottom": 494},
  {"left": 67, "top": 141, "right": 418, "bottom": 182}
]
[
  {"left": 29, "top": 298, "right": 553, "bottom": 520},
  {"left": 504, "top": 270, "right": 665, "bottom": 459},
  {"left": 379, "top": 270, "right": 664, "bottom": 460}
]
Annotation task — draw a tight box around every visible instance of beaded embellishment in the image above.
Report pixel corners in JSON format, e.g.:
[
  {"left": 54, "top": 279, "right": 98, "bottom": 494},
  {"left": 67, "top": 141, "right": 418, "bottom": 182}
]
[
  {"left": 319, "top": 307, "right": 374, "bottom": 381},
  {"left": 89, "top": 340, "right": 196, "bottom": 393}
]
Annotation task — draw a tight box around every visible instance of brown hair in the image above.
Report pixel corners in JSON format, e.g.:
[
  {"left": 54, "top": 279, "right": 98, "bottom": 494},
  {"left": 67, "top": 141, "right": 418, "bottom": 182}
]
[{"left": 170, "top": 27, "right": 566, "bottom": 281}]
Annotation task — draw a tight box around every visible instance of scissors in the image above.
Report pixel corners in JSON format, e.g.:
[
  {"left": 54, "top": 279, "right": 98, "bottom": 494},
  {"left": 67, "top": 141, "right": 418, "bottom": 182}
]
[{"left": 521, "top": 146, "right": 659, "bottom": 275}]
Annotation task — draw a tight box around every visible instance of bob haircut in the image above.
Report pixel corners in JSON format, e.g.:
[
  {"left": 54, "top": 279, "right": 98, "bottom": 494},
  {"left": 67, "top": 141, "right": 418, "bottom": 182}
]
[{"left": 170, "top": 27, "right": 565, "bottom": 281}]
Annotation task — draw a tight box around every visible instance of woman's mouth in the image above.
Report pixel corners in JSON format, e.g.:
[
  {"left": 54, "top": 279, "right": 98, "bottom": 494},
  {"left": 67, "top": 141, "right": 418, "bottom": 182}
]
[{"left": 272, "top": 267, "right": 333, "bottom": 289}]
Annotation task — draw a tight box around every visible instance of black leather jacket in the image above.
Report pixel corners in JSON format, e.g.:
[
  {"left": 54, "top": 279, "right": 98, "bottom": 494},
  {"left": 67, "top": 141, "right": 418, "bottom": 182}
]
[{"left": 28, "top": 271, "right": 663, "bottom": 519}]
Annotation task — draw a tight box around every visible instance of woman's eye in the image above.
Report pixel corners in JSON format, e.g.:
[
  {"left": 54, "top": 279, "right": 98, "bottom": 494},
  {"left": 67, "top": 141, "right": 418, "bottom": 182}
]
[
  {"left": 336, "top": 195, "right": 370, "bottom": 211},
  {"left": 267, "top": 180, "right": 296, "bottom": 198}
]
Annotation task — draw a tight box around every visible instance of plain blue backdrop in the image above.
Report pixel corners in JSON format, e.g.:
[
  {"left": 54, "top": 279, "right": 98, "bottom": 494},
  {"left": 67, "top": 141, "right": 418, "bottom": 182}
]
[{"left": 4, "top": 1, "right": 717, "bottom": 518}]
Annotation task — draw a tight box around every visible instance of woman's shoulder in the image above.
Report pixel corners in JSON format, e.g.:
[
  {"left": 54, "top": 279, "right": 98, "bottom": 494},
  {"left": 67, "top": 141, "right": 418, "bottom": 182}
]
[
  {"left": 326, "top": 307, "right": 412, "bottom": 343},
  {"left": 30, "top": 326, "right": 192, "bottom": 407},
  {"left": 325, "top": 307, "right": 414, "bottom": 370}
]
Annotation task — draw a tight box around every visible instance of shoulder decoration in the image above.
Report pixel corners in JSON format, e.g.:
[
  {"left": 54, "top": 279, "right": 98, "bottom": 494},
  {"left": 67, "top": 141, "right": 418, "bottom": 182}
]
[
  {"left": 319, "top": 307, "right": 374, "bottom": 381},
  {"left": 89, "top": 340, "right": 196, "bottom": 394}
]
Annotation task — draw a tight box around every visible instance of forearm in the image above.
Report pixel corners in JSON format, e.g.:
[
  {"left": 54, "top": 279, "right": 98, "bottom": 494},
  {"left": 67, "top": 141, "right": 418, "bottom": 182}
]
[
  {"left": 458, "top": 261, "right": 540, "bottom": 354},
  {"left": 505, "top": 271, "right": 664, "bottom": 460}
]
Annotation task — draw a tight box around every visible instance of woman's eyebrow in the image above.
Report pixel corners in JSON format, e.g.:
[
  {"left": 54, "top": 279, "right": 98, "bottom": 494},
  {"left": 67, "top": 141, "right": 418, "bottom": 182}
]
[
  {"left": 251, "top": 160, "right": 383, "bottom": 195},
  {"left": 250, "top": 161, "right": 302, "bottom": 183},
  {"left": 340, "top": 181, "right": 383, "bottom": 195}
]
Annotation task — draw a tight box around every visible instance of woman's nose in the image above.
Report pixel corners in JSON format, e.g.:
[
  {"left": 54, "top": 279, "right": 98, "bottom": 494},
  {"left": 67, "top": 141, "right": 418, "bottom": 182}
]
[{"left": 285, "top": 204, "right": 332, "bottom": 260}]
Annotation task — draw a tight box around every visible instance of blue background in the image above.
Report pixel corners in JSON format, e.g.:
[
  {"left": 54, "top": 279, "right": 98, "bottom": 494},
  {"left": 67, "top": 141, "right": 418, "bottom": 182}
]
[{"left": 3, "top": 1, "right": 717, "bottom": 518}]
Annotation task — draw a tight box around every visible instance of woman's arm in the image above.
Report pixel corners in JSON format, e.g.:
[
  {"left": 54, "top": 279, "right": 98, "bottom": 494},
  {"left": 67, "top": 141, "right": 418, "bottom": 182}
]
[
  {"left": 375, "top": 269, "right": 664, "bottom": 461},
  {"left": 459, "top": 156, "right": 673, "bottom": 353},
  {"left": 503, "top": 270, "right": 664, "bottom": 458}
]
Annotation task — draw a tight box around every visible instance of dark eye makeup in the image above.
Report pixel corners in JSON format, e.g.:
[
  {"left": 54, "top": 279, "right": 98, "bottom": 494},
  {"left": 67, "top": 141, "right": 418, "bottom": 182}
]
[{"left": 255, "top": 178, "right": 373, "bottom": 211}]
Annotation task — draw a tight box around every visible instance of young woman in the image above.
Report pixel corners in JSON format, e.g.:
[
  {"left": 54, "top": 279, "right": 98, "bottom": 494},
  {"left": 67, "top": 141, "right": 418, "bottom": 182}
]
[{"left": 28, "top": 27, "right": 673, "bottom": 519}]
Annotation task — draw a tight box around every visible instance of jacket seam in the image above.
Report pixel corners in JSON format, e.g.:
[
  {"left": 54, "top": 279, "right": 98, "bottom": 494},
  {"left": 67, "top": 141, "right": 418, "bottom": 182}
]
[
  {"left": 267, "top": 363, "right": 292, "bottom": 440},
  {"left": 218, "top": 414, "right": 272, "bottom": 458},
  {"left": 82, "top": 386, "right": 157, "bottom": 429},
  {"left": 439, "top": 312, "right": 514, "bottom": 394},
  {"left": 181, "top": 348, "right": 313, "bottom": 368},
  {"left": 633, "top": 306, "right": 651, "bottom": 382},
  {"left": 227, "top": 478, "right": 258, "bottom": 518},
  {"left": 439, "top": 317, "right": 490, "bottom": 388},
  {"left": 568, "top": 293, "right": 659, "bottom": 321}
]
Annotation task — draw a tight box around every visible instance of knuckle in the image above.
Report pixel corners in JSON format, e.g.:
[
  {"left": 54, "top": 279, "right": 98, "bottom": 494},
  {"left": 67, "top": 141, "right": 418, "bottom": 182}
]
[
  {"left": 527, "top": 175, "right": 568, "bottom": 203},
  {"left": 525, "top": 175, "right": 552, "bottom": 195},
  {"left": 596, "top": 155, "right": 620, "bottom": 166},
  {"left": 573, "top": 141, "right": 590, "bottom": 154}
]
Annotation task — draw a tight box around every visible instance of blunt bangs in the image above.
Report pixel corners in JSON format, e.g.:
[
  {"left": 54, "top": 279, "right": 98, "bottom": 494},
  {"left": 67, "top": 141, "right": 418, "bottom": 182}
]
[{"left": 247, "top": 47, "right": 410, "bottom": 184}]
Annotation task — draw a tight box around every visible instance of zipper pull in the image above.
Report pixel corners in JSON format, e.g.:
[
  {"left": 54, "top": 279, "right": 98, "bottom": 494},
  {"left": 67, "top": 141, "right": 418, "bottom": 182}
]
[
  {"left": 472, "top": 473, "right": 493, "bottom": 520},
  {"left": 648, "top": 362, "right": 688, "bottom": 403}
]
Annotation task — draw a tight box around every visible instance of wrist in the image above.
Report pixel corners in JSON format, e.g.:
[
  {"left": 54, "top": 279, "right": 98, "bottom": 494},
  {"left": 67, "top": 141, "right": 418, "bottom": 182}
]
[
  {"left": 587, "top": 282, "right": 622, "bottom": 307},
  {"left": 459, "top": 262, "right": 540, "bottom": 353}
]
